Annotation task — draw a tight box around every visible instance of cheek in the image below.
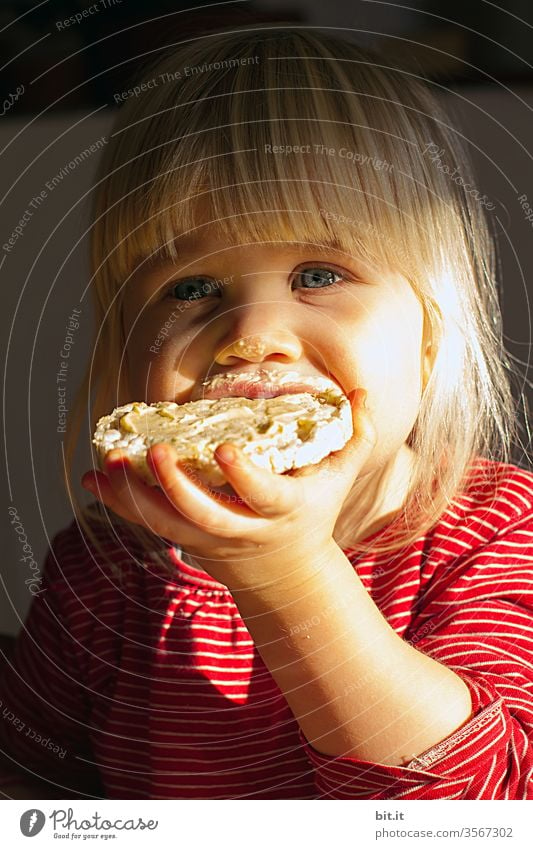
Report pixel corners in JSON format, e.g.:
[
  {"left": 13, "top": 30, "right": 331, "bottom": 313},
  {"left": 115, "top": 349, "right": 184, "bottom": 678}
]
[
  {"left": 351, "top": 301, "right": 424, "bottom": 436},
  {"left": 123, "top": 310, "right": 207, "bottom": 402},
  {"left": 122, "top": 308, "right": 173, "bottom": 396},
  {"left": 357, "top": 309, "right": 423, "bottom": 380}
]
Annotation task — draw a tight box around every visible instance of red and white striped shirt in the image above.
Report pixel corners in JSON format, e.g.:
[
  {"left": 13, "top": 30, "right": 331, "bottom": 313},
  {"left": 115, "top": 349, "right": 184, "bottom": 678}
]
[{"left": 1, "top": 457, "right": 532, "bottom": 799}]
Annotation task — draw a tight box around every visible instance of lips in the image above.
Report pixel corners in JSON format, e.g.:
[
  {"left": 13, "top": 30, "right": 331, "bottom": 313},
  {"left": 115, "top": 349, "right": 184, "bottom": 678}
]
[
  {"left": 190, "top": 369, "right": 343, "bottom": 401},
  {"left": 199, "top": 380, "right": 326, "bottom": 400}
]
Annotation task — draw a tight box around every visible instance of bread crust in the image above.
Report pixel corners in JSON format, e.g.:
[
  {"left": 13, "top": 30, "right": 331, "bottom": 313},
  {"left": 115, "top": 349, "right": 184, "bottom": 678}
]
[{"left": 93, "top": 391, "right": 353, "bottom": 487}]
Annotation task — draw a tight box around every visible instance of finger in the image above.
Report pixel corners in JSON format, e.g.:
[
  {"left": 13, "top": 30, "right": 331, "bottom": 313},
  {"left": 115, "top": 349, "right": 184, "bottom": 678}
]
[
  {"left": 146, "top": 443, "right": 266, "bottom": 534},
  {"left": 103, "top": 451, "right": 177, "bottom": 530},
  {"left": 102, "top": 449, "right": 217, "bottom": 542},
  {"left": 81, "top": 469, "right": 140, "bottom": 526},
  {"left": 337, "top": 387, "right": 376, "bottom": 461},
  {"left": 308, "top": 389, "right": 377, "bottom": 493},
  {"left": 214, "top": 443, "right": 297, "bottom": 518}
]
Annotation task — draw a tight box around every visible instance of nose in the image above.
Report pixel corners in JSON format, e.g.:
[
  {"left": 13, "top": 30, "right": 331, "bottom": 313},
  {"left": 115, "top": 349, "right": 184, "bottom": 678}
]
[
  {"left": 213, "top": 269, "right": 303, "bottom": 366},
  {"left": 215, "top": 331, "right": 302, "bottom": 366}
]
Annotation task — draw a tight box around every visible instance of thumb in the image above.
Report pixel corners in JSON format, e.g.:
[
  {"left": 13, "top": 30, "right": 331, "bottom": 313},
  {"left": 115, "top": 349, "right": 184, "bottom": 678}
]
[
  {"left": 347, "top": 387, "right": 377, "bottom": 457},
  {"left": 320, "top": 388, "right": 377, "bottom": 485}
]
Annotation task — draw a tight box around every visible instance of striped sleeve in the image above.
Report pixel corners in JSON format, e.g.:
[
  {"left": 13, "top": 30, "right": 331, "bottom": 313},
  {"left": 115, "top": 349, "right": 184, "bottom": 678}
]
[
  {"left": 0, "top": 539, "right": 101, "bottom": 795},
  {"left": 298, "top": 508, "right": 533, "bottom": 799}
]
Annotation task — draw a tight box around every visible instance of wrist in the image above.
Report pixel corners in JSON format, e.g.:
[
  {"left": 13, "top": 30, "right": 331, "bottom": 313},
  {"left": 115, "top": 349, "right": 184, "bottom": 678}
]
[{"left": 229, "top": 538, "right": 348, "bottom": 608}]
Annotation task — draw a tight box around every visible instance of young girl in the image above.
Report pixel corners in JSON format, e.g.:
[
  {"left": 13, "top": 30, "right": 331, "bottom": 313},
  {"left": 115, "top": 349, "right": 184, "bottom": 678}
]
[{"left": 1, "top": 24, "right": 532, "bottom": 800}]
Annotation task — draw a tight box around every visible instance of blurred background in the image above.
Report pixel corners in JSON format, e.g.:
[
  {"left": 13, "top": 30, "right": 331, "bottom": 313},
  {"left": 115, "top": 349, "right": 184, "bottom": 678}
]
[{"left": 1, "top": 0, "right": 532, "bottom": 635}]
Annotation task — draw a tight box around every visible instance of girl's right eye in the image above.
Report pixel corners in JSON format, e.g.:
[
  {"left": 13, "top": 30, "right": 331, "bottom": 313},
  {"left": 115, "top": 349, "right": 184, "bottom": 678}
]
[{"left": 165, "top": 277, "right": 219, "bottom": 302}]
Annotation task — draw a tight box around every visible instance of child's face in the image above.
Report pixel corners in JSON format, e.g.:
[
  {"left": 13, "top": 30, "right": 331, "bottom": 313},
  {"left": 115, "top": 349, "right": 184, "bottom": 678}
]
[{"left": 121, "top": 229, "right": 431, "bottom": 478}]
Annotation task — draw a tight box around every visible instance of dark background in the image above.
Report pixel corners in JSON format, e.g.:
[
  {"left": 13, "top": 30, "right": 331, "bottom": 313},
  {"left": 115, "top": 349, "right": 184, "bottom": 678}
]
[{"left": 2, "top": 0, "right": 533, "bottom": 112}]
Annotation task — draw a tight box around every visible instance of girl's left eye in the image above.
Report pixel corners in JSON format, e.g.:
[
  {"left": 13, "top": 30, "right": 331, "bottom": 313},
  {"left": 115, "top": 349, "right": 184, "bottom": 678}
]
[
  {"left": 291, "top": 266, "right": 348, "bottom": 291},
  {"left": 164, "top": 265, "right": 351, "bottom": 302}
]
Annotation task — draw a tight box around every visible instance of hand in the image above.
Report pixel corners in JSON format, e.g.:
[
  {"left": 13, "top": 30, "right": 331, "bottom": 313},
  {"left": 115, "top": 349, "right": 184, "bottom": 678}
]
[{"left": 81, "top": 389, "right": 376, "bottom": 594}]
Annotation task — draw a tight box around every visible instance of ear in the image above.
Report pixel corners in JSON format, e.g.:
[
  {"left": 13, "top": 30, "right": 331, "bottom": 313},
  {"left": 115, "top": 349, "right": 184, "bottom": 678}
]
[
  {"left": 422, "top": 340, "right": 433, "bottom": 392},
  {"left": 421, "top": 308, "right": 437, "bottom": 393}
]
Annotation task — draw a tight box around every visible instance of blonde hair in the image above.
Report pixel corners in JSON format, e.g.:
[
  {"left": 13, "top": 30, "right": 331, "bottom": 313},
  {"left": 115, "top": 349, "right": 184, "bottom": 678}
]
[{"left": 64, "top": 23, "right": 521, "bottom": 575}]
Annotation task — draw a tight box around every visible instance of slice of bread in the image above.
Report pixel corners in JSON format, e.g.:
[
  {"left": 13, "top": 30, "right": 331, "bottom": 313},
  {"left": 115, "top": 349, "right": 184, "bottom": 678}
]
[{"left": 93, "top": 390, "right": 353, "bottom": 487}]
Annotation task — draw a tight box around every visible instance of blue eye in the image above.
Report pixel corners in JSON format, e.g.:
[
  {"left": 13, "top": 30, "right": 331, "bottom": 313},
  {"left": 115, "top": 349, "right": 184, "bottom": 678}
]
[
  {"left": 167, "top": 277, "right": 219, "bottom": 302},
  {"left": 292, "top": 267, "right": 345, "bottom": 290}
]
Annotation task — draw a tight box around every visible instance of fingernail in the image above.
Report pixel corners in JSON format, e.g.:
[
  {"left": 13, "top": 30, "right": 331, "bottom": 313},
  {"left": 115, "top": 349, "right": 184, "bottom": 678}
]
[
  {"left": 151, "top": 445, "right": 167, "bottom": 463},
  {"left": 217, "top": 445, "right": 236, "bottom": 463},
  {"left": 106, "top": 456, "right": 127, "bottom": 473},
  {"left": 106, "top": 449, "right": 122, "bottom": 465}
]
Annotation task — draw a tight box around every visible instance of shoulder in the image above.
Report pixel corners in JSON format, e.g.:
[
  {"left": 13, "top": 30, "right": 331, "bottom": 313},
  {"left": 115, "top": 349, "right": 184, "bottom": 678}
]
[
  {"left": 47, "top": 504, "right": 139, "bottom": 568},
  {"left": 42, "top": 503, "right": 164, "bottom": 599},
  {"left": 462, "top": 456, "right": 532, "bottom": 510},
  {"left": 416, "top": 459, "right": 533, "bottom": 609},
  {"left": 438, "top": 457, "right": 533, "bottom": 545}
]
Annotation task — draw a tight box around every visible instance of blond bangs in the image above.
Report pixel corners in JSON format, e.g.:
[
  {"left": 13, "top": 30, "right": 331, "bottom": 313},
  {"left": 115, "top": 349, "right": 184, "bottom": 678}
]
[{"left": 94, "top": 26, "right": 447, "bottom": 290}]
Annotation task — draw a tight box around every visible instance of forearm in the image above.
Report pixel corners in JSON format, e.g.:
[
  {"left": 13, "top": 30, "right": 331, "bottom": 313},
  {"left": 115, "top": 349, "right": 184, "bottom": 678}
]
[{"left": 233, "top": 543, "right": 473, "bottom": 766}]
